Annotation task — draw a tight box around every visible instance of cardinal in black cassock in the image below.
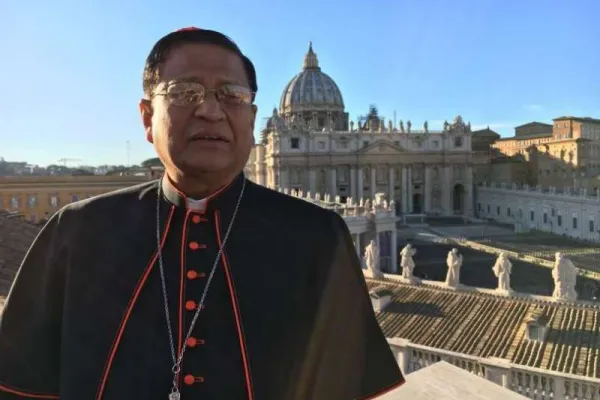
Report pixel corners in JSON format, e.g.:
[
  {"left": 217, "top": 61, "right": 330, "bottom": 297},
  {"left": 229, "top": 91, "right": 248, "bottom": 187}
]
[{"left": 0, "top": 28, "right": 404, "bottom": 400}]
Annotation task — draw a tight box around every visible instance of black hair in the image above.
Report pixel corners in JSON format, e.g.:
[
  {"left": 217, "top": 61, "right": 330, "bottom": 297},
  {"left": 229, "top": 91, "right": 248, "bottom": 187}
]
[{"left": 142, "top": 28, "right": 257, "bottom": 98}]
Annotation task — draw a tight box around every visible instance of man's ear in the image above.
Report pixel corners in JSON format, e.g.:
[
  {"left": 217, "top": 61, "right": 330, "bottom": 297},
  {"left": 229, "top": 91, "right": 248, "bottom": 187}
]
[
  {"left": 139, "top": 99, "right": 153, "bottom": 143},
  {"left": 250, "top": 104, "right": 258, "bottom": 131}
]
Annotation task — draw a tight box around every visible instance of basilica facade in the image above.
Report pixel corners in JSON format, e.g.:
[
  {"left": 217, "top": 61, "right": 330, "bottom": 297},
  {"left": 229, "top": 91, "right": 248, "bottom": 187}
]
[{"left": 245, "top": 43, "right": 482, "bottom": 216}]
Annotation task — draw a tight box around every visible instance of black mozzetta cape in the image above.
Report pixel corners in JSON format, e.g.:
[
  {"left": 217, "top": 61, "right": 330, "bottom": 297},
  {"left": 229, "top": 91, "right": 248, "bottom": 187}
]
[{"left": 0, "top": 174, "right": 404, "bottom": 400}]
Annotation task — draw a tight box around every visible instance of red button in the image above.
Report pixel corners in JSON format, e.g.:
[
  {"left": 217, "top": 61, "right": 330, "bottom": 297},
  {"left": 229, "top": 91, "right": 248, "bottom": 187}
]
[
  {"left": 187, "top": 270, "right": 198, "bottom": 280},
  {"left": 192, "top": 215, "right": 202, "bottom": 224},
  {"left": 185, "top": 300, "right": 196, "bottom": 311},
  {"left": 183, "top": 374, "right": 204, "bottom": 385},
  {"left": 189, "top": 242, "right": 199, "bottom": 250},
  {"left": 186, "top": 337, "right": 205, "bottom": 347}
]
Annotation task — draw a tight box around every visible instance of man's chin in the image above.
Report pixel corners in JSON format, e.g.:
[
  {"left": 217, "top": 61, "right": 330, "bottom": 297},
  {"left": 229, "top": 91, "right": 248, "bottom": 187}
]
[{"left": 179, "top": 158, "right": 233, "bottom": 175}]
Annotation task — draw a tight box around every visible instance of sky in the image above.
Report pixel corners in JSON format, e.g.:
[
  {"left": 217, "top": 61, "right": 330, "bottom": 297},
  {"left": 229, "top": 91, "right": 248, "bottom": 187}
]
[{"left": 1, "top": 0, "right": 599, "bottom": 167}]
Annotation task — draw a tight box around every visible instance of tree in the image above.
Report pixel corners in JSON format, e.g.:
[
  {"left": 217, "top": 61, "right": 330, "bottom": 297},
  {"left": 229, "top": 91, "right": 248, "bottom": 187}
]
[{"left": 141, "top": 157, "right": 163, "bottom": 167}]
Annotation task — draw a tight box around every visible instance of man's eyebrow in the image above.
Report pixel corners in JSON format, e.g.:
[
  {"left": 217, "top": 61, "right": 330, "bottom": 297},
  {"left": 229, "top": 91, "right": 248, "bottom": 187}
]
[{"left": 169, "top": 76, "right": 247, "bottom": 86}]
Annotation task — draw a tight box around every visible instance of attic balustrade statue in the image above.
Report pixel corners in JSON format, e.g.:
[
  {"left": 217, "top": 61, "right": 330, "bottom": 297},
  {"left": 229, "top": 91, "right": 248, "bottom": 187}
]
[{"left": 276, "top": 188, "right": 399, "bottom": 272}]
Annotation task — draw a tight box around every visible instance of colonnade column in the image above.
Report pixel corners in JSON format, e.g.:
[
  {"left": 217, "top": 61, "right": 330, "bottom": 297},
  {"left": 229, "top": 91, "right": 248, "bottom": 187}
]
[
  {"left": 388, "top": 166, "right": 395, "bottom": 203},
  {"left": 370, "top": 166, "right": 377, "bottom": 200},
  {"left": 391, "top": 229, "right": 398, "bottom": 273},
  {"left": 350, "top": 167, "right": 357, "bottom": 199},
  {"left": 329, "top": 168, "right": 337, "bottom": 197},
  {"left": 424, "top": 165, "right": 432, "bottom": 213}
]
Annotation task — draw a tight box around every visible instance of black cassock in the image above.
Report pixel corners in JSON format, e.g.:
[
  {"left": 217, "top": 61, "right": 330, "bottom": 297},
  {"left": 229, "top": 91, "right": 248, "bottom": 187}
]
[{"left": 0, "top": 174, "right": 404, "bottom": 400}]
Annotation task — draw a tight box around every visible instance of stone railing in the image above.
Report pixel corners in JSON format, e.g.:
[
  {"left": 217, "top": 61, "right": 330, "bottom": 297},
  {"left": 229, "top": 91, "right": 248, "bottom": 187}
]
[
  {"left": 277, "top": 188, "right": 397, "bottom": 218},
  {"left": 480, "top": 182, "right": 600, "bottom": 202},
  {"left": 389, "top": 338, "right": 600, "bottom": 400}
]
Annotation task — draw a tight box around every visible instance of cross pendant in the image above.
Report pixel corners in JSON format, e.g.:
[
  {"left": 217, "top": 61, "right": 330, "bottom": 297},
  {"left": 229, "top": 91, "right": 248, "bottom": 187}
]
[{"left": 168, "top": 392, "right": 181, "bottom": 400}]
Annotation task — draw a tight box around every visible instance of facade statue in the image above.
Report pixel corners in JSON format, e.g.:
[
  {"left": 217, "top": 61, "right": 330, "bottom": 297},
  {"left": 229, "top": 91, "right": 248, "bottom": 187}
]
[
  {"left": 445, "top": 248, "right": 463, "bottom": 287},
  {"left": 492, "top": 252, "right": 512, "bottom": 291},
  {"left": 364, "top": 239, "right": 382, "bottom": 279},
  {"left": 388, "top": 120, "right": 393, "bottom": 131},
  {"left": 399, "top": 120, "right": 405, "bottom": 133},
  {"left": 364, "top": 199, "right": 372, "bottom": 210},
  {"left": 443, "top": 120, "right": 450, "bottom": 131},
  {"left": 400, "top": 244, "right": 417, "bottom": 279},
  {"left": 423, "top": 121, "right": 429, "bottom": 133},
  {"left": 389, "top": 200, "right": 395, "bottom": 212},
  {"left": 552, "top": 252, "right": 578, "bottom": 301},
  {"left": 406, "top": 120, "right": 412, "bottom": 133}
]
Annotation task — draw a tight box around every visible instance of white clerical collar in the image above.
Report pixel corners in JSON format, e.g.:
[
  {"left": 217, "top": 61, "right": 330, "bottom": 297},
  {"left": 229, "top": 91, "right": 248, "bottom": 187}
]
[{"left": 187, "top": 197, "right": 207, "bottom": 212}]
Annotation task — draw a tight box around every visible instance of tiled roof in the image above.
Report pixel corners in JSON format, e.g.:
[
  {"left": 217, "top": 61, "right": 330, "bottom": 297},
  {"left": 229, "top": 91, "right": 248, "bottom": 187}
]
[
  {"left": 0, "top": 211, "right": 40, "bottom": 300},
  {"left": 367, "top": 278, "right": 600, "bottom": 378}
]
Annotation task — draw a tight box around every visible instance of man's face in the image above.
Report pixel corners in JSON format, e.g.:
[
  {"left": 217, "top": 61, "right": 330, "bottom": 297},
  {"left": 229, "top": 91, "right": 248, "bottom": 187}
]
[{"left": 140, "top": 43, "right": 257, "bottom": 179}]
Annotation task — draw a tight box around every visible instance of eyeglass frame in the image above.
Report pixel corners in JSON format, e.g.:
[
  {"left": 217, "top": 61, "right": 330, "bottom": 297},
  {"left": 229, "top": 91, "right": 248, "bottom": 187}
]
[{"left": 151, "top": 80, "right": 256, "bottom": 108}]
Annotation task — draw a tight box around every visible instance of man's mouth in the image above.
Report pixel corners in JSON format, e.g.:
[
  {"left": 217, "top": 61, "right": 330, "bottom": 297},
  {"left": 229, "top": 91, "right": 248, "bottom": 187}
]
[{"left": 190, "top": 135, "right": 230, "bottom": 143}]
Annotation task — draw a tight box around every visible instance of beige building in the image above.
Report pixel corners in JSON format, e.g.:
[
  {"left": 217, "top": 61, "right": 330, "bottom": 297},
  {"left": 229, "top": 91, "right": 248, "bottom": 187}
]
[
  {"left": 490, "top": 117, "right": 600, "bottom": 193},
  {"left": 0, "top": 174, "right": 154, "bottom": 222},
  {"left": 246, "top": 44, "right": 485, "bottom": 216}
]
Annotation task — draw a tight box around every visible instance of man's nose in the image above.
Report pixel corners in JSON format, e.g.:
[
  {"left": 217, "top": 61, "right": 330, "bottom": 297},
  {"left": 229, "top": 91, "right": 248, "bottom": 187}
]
[{"left": 193, "top": 92, "right": 225, "bottom": 120}]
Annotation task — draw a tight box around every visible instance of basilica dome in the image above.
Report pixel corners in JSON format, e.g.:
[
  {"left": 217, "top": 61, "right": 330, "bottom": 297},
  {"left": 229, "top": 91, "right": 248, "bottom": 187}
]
[{"left": 279, "top": 43, "right": 345, "bottom": 116}]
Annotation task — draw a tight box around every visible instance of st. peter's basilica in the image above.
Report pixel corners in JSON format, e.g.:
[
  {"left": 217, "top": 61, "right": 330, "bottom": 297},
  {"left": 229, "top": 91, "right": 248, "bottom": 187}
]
[{"left": 245, "top": 43, "right": 485, "bottom": 216}]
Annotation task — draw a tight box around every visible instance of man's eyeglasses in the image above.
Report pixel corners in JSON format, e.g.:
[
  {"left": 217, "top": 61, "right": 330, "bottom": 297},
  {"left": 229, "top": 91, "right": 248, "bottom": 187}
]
[{"left": 153, "top": 81, "right": 255, "bottom": 107}]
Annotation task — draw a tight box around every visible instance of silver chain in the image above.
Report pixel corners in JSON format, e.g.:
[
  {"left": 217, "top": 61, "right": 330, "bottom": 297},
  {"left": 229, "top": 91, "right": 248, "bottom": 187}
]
[{"left": 155, "top": 178, "right": 246, "bottom": 398}]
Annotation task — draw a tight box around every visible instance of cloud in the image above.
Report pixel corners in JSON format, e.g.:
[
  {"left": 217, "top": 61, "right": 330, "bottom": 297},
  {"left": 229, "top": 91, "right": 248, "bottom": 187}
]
[{"left": 523, "top": 104, "right": 543, "bottom": 111}]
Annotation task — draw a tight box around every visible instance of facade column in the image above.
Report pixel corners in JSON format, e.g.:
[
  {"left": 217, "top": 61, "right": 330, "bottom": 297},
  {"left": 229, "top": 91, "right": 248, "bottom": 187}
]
[
  {"left": 350, "top": 166, "right": 357, "bottom": 199},
  {"left": 357, "top": 166, "right": 364, "bottom": 200},
  {"left": 465, "top": 165, "right": 474, "bottom": 216},
  {"left": 330, "top": 168, "right": 337, "bottom": 197},
  {"left": 280, "top": 167, "right": 289, "bottom": 190},
  {"left": 424, "top": 165, "right": 432, "bottom": 213},
  {"left": 443, "top": 165, "right": 452, "bottom": 214},
  {"left": 308, "top": 168, "right": 317, "bottom": 194},
  {"left": 370, "top": 166, "right": 377, "bottom": 200},
  {"left": 391, "top": 229, "right": 398, "bottom": 273},
  {"left": 401, "top": 166, "right": 408, "bottom": 213},
  {"left": 407, "top": 166, "right": 413, "bottom": 213},
  {"left": 388, "top": 165, "right": 395, "bottom": 202}
]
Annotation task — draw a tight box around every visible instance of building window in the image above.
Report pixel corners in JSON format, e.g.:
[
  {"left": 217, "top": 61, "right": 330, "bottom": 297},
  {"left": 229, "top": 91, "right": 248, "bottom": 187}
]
[
  {"left": 338, "top": 140, "right": 348, "bottom": 149},
  {"left": 530, "top": 211, "right": 535, "bottom": 221},
  {"left": 290, "top": 138, "right": 300, "bottom": 149},
  {"left": 71, "top": 195, "right": 79, "bottom": 202},
  {"left": 507, "top": 207, "right": 511, "bottom": 217},
  {"left": 496, "top": 206, "right": 500, "bottom": 215},
  {"left": 433, "top": 140, "right": 439, "bottom": 148},
  {"left": 543, "top": 213, "right": 548, "bottom": 224},
  {"left": 28, "top": 195, "right": 37, "bottom": 208},
  {"left": 589, "top": 220, "right": 595, "bottom": 233},
  {"left": 518, "top": 209, "right": 523, "bottom": 219},
  {"left": 478, "top": 203, "right": 482, "bottom": 211},
  {"left": 551, "top": 208, "right": 555, "bottom": 217},
  {"left": 363, "top": 141, "right": 369, "bottom": 148},
  {"left": 487, "top": 204, "right": 490, "bottom": 213},
  {"left": 558, "top": 215, "right": 562, "bottom": 227},
  {"left": 10, "top": 196, "right": 20, "bottom": 209},
  {"left": 318, "top": 141, "right": 325, "bottom": 150},
  {"left": 50, "top": 196, "right": 59, "bottom": 207},
  {"left": 573, "top": 217, "right": 578, "bottom": 229},
  {"left": 454, "top": 137, "right": 463, "bottom": 148}
]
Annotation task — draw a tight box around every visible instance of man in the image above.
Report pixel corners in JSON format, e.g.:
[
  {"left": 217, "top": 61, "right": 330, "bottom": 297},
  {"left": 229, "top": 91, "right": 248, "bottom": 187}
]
[{"left": 0, "top": 28, "right": 404, "bottom": 399}]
